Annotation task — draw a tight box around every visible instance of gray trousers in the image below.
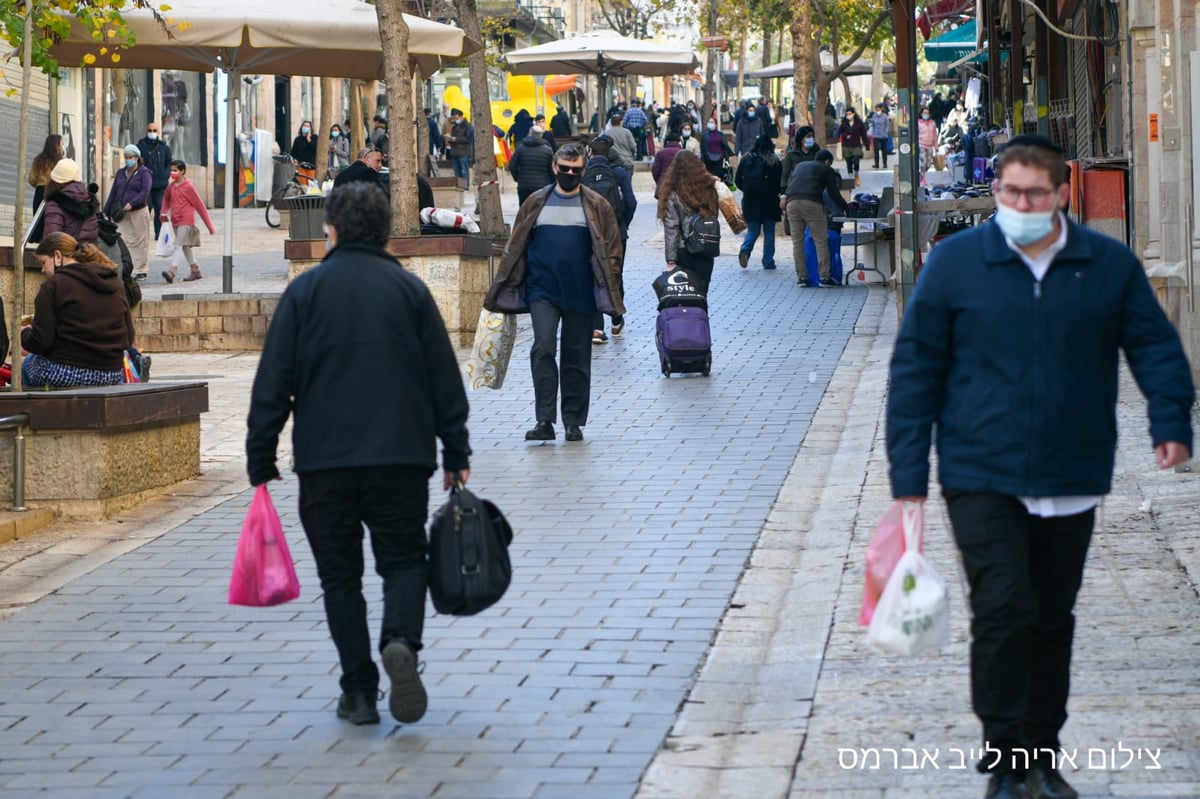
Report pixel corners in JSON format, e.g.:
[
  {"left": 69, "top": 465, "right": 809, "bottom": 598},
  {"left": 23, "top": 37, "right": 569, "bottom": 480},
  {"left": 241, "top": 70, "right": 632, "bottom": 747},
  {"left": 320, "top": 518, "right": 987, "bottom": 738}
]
[
  {"left": 787, "top": 199, "right": 831, "bottom": 281},
  {"left": 530, "top": 298, "right": 593, "bottom": 426}
]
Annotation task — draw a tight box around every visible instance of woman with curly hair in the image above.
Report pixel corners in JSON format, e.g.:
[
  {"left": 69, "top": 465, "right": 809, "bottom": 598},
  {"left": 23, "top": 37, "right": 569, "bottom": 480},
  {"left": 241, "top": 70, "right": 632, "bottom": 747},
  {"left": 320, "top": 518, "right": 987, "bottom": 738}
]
[
  {"left": 24, "top": 232, "right": 134, "bottom": 387},
  {"left": 658, "top": 150, "right": 721, "bottom": 294}
]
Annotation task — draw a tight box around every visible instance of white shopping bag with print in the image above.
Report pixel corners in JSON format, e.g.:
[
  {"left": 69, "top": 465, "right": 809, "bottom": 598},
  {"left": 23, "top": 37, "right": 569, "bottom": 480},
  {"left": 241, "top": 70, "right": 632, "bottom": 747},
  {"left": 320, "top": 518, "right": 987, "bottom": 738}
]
[{"left": 865, "top": 510, "right": 950, "bottom": 656}]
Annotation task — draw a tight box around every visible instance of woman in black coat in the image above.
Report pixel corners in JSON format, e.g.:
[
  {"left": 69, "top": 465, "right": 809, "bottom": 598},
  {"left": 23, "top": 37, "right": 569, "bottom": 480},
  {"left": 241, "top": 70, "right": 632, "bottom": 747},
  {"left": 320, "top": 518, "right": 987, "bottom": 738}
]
[
  {"left": 290, "top": 121, "right": 319, "bottom": 166},
  {"left": 734, "top": 135, "right": 783, "bottom": 270}
]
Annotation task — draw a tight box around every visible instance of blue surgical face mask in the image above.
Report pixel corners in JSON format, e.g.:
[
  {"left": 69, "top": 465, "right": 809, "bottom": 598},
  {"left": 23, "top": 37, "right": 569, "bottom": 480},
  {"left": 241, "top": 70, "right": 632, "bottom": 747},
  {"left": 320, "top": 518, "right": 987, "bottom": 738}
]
[
  {"left": 331, "top": 130, "right": 340, "bottom": 138},
  {"left": 747, "top": 111, "right": 756, "bottom": 119},
  {"left": 681, "top": 128, "right": 691, "bottom": 137},
  {"left": 301, "top": 126, "right": 311, "bottom": 134},
  {"left": 125, "top": 158, "right": 136, "bottom": 168},
  {"left": 803, "top": 137, "right": 815, "bottom": 148},
  {"left": 994, "top": 203, "right": 1057, "bottom": 246}
]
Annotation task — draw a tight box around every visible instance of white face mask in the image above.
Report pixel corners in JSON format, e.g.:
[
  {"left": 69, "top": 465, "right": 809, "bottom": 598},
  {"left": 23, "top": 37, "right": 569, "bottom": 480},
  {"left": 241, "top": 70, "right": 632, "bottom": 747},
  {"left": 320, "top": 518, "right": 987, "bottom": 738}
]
[
  {"left": 994, "top": 203, "right": 1057, "bottom": 246},
  {"left": 707, "top": 122, "right": 716, "bottom": 131},
  {"left": 147, "top": 132, "right": 158, "bottom": 141},
  {"left": 681, "top": 128, "right": 691, "bottom": 137}
]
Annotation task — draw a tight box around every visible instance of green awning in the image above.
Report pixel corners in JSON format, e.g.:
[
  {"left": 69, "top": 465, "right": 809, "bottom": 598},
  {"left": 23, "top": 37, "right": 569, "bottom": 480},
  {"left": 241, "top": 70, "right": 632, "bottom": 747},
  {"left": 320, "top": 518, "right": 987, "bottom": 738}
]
[{"left": 924, "top": 20, "right": 979, "bottom": 62}]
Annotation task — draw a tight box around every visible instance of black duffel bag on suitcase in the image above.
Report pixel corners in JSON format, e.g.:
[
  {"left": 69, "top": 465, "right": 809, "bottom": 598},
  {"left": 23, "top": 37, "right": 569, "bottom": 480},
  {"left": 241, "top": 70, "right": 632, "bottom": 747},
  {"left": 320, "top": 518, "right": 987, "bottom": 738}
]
[{"left": 428, "top": 484, "right": 513, "bottom": 616}]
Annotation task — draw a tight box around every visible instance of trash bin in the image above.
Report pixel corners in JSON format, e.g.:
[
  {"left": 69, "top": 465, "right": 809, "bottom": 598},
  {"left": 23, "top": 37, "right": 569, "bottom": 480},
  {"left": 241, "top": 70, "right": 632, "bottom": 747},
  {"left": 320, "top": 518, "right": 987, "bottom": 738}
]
[{"left": 285, "top": 195, "right": 326, "bottom": 239}]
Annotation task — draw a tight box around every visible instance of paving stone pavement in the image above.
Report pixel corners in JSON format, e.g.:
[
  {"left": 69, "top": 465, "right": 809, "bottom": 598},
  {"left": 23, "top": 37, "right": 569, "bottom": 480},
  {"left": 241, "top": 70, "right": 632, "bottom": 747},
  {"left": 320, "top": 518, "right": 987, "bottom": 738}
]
[
  {"left": 0, "top": 186, "right": 870, "bottom": 798},
  {"left": 2, "top": 170, "right": 1197, "bottom": 799}
]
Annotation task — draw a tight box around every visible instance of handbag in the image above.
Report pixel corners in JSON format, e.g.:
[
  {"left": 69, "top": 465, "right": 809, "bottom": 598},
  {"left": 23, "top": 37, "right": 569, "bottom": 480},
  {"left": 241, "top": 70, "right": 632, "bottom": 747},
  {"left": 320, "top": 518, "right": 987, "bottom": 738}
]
[
  {"left": 465, "top": 309, "right": 516, "bottom": 390},
  {"left": 155, "top": 223, "right": 175, "bottom": 258},
  {"left": 714, "top": 181, "right": 747, "bottom": 234},
  {"left": 865, "top": 502, "right": 950, "bottom": 656},
  {"left": 108, "top": 207, "right": 125, "bottom": 223},
  {"left": 428, "top": 484, "right": 513, "bottom": 616},
  {"left": 228, "top": 485, "right": 301, "bottom": 607}
]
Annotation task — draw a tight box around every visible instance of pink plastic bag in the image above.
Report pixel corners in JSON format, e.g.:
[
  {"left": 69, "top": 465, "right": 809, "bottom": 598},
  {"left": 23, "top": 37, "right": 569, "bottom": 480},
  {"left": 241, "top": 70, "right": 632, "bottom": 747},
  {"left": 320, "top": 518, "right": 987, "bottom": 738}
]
[
  {"left": 228, "top": 485, "right": 301, "bottom": 607},
  {"left": 859, "top": 500, "right": 924, "bottom": 626}
]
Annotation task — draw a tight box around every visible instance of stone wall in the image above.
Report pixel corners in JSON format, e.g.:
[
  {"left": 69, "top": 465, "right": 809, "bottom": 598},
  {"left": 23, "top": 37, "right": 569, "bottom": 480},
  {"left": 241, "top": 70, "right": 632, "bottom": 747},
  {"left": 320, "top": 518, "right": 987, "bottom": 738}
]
[{"left": 133, "top": 294, "right": 278, "bottom": 352}]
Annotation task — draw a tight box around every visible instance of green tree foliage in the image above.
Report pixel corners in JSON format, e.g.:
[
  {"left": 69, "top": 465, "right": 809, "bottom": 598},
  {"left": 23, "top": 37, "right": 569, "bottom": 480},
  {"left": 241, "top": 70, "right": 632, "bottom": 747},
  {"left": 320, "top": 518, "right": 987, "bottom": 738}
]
[{"left": 0, "top": 0, "right": 171, "bottom": 90}]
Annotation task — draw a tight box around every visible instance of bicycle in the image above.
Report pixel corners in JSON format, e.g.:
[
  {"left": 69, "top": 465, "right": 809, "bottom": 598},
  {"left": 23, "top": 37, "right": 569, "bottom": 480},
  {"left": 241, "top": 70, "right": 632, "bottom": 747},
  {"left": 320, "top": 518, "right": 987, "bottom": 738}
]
[{"left": 265, "top": 155, "right": 317, "bottom": 228}]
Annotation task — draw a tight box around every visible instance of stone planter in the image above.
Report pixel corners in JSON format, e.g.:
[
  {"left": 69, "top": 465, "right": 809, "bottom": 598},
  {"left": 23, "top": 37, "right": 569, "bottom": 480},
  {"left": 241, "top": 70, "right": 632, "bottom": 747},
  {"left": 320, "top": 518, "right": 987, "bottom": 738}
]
[{"left": 284, "top": 234, "right": 494, "bottom": 347}]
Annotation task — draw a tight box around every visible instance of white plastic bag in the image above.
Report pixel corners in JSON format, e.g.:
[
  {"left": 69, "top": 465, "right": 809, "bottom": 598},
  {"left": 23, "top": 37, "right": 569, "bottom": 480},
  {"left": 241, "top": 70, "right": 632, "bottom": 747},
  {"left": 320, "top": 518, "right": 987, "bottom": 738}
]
[
  {"left": 865, "top": 505, "right": 949, "bottom": 656},
  {"left": 155, "top": 224, "right": 175, "bottom": 258},
  {"left": 420, "top": 206, "right": 480, "bottom": 233}
]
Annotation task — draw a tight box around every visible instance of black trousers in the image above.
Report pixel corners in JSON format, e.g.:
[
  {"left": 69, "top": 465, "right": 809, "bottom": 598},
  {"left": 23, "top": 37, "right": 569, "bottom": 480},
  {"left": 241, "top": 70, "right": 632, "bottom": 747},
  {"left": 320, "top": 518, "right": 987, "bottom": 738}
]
[
  {"left": 675, "top": 247, "right": 714, "bottom": 295},
  {"left": 298, "top": 465, "right": 432, "bottom": 694},
  {"left": 872, "top": 137, "right": 889, "bottom": 167},
  {"left": 148, "top": 186, "right": 167, "bottom": 238},
  {"left": 530, "top": 298, "right": 592, "bottom": 426},
  {"left": 944, "top": 491, "right": 1095, "bottom": 773}
]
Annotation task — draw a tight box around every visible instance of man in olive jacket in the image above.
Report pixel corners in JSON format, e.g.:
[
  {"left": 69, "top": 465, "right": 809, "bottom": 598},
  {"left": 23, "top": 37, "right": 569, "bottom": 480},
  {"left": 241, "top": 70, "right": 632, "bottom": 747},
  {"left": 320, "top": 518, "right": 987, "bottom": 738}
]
[
  {"left": 247, "top": 182, "right": 470, "bottom": 729},
  {"left": 484, "top": 143, "right": 623, "bottom": 443}
]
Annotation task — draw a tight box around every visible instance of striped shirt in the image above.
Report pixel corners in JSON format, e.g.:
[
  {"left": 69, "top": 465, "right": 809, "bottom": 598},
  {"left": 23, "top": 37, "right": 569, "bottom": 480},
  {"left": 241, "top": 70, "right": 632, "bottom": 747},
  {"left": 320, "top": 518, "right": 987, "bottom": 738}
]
[{"left": 526, "top": 189, "right": 596, "bottom": 314}]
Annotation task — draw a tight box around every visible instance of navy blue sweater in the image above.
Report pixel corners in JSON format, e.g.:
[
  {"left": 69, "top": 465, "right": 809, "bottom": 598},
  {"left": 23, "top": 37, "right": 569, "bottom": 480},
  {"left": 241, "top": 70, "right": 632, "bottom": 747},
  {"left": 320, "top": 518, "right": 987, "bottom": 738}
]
[
  {"left": 246, "top": 242, "right": 470, "bottom": 485},
  {"left": 887, "top": 218, "right": 1194, "bottom": 498}
]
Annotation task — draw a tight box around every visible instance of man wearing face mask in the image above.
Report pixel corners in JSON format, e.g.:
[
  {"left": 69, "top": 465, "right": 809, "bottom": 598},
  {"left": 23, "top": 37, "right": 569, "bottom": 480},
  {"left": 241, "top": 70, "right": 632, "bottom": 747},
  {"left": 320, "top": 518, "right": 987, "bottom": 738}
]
[
  {"left": 445, "top": 108, "right": 474, "bottom": 180},
  {"left": 137, "top": 123, "right": 172, "bottom": 238},
  {"left": 734, "top": 103, "right": 766, "bottom": 156},
  {"left": 887, "top": 135, "right": 1194, "bottom": 799},
  {"left": 483, "top": 143, "right": 624, "bottom": 443}
]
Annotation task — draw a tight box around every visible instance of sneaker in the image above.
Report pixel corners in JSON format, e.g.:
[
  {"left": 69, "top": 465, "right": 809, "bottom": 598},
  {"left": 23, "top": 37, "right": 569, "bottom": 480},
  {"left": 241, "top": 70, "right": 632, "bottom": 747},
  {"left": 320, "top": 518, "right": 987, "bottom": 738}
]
[
  {"left": 820, "top": 277, "right": 840, "bottom": 287},
  {"left": 738, "top": 250, "right": 749, "bottom": 269},
  {"left": 336, "top": 691, "right": 380, "bottom": 725},
  {"left": 610, "top": 321, "right": 624, "bottom": 337},
  {"left": 592, "top": 330, "right": 608, "bottom": 345},
  {"left": 381, "top": 641, "right": 427, "bottom": 723},
  {"left": 134, "top": 272, "right": 148, "bottom": 281}
]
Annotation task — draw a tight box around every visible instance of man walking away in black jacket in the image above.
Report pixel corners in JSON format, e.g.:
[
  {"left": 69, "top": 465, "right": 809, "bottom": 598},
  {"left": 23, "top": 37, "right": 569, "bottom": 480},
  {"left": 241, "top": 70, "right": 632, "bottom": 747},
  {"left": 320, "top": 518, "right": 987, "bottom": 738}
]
[
  {"left": 246, "top": 182, "right": 471, "bottom": 728},
  {"left": 782, "top": 149, "right": 849, "bottom": 286},
  {"left": 509, "top": 126, "right": 555, "bottom": 206}
]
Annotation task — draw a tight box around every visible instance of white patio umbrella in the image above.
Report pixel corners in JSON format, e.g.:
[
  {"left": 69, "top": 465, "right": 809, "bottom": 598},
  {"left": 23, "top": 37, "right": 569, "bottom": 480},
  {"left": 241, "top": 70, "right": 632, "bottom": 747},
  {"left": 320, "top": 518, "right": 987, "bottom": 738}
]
[
  {"left": 49, "top": 0, "right": 480, "bottom": 291},
  {"left": 752, "top": 56, "right": 895, "bottom": 80},
  {"left": 505, "top": 31, "right": 700, "bottom": 125}
]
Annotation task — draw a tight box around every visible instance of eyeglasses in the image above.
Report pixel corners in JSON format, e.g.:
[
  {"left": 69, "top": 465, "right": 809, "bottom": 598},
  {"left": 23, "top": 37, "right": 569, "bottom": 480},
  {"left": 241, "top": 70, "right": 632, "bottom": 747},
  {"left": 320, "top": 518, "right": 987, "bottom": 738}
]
[
  {"left": 995, "top": 184, "right": 1057, "bottom": 204},
  {"left": 556, "top": 165, "right": 584, "bottom": 174}
]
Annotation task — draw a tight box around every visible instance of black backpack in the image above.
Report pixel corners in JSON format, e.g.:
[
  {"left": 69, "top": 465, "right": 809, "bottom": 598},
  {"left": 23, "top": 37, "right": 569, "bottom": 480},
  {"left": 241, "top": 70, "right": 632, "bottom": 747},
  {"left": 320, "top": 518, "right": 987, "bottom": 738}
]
[
  {"left": 428, "top": 485, "right": 514, "bottom": 616},
  {"left": 684, "top": 212, "right": 721, "bottom": 257},
  {"left": 583, "top": 160, "right": 627, "bottom": 229},
  {"left": 739, "top": 152, "right": 770, "bottom": 196}
]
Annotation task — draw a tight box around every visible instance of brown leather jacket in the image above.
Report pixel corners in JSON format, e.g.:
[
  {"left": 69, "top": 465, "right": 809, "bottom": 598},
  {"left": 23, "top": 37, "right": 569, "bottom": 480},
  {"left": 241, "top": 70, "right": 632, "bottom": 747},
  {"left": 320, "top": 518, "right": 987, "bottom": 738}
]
[{"left": 484, "top": 185, "right": 625, "bottom": 315}]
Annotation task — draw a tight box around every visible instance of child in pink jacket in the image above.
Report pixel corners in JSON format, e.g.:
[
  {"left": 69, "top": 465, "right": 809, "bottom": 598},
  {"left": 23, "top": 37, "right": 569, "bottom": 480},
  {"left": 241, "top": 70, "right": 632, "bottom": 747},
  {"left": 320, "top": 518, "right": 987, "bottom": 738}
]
[
  {"left": 917, "top": 108, "right": 938, "bottom": 174},
  {"left": 160, "top": 160, "right": 215, "bottom": 283}
]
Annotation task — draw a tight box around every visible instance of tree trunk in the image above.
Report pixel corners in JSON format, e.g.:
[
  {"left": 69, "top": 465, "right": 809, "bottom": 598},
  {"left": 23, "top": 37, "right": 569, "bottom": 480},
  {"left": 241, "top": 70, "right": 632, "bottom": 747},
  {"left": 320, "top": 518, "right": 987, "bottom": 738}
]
[
  {"left": 702, "top": 0, "right": 718, "bottom": 114},
  {"left": 871, "top": 49, "right": 884, "bottom": 109},
  {"left": 10, "top": 5, "right": 34, "bottom": 389},
  {"left": 454, "top": 0, "right": 504, "bottom": 237},
  {"left": 736, "top": 20, "right": 747, "bottom": 105},
  {"left": 374, "top": 0, "right": 419, "bottom": 236},
  {"left": 319, "top": 77, "right": 334, "bottom": 175},
  {"left": 349, "top": 80, "right": 365, "bottom": 153},
  {"left": 760, "top": 31, "right": 772, "bottom": 98},
  {"left": 790, "top": 1, "right": 814, "bottom": 135}
]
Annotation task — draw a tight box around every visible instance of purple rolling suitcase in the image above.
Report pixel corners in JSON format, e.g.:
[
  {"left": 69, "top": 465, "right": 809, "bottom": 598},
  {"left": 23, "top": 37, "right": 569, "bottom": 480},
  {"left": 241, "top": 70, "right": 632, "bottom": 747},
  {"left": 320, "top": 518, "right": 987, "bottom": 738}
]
[{"left": 656, "top": 305, "right": 712, "bottom": 377}]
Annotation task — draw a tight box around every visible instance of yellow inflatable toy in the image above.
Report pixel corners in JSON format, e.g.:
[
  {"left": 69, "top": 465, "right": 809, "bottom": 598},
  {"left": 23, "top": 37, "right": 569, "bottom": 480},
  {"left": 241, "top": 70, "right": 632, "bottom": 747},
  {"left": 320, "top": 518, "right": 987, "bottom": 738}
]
[{"left": 443, "top": 75, "right": 576, "bottom": 168}]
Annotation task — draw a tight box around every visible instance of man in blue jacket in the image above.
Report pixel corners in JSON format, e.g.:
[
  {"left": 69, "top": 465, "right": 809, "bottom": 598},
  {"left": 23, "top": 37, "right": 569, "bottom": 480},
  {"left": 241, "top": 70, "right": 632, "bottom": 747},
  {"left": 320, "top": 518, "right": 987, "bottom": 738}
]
[
  {"left": 247, "top": 182, "right": 471, "bottom": 728},
  {"left": 887, "top": 135, "right": 1194, "bottom": 799}
]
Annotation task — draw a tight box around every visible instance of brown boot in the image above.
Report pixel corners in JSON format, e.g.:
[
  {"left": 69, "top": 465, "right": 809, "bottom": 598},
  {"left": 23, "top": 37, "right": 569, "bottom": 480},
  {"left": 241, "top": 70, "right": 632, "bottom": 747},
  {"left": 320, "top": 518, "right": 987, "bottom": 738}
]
[
  {"left": 182, "top": 264, "right": 202, "bottom": 282},
  {"left": 855, "top": 174, "right": 861, "bottom": 187}
]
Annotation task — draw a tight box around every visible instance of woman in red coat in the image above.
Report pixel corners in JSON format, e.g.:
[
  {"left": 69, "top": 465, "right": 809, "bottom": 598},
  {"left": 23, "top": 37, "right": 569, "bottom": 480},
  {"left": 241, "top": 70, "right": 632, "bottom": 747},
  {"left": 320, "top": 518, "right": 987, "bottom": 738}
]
[{"left": 159, "top": 160, "right": 215, "bottom": 283}]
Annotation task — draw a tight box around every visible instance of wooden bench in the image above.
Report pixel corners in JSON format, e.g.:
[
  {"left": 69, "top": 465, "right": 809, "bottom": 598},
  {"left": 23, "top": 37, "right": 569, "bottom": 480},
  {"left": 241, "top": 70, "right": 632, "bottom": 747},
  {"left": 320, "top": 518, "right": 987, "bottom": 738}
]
[{"left": 0, "top": 382, "right": 208, "bottom": 519}]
